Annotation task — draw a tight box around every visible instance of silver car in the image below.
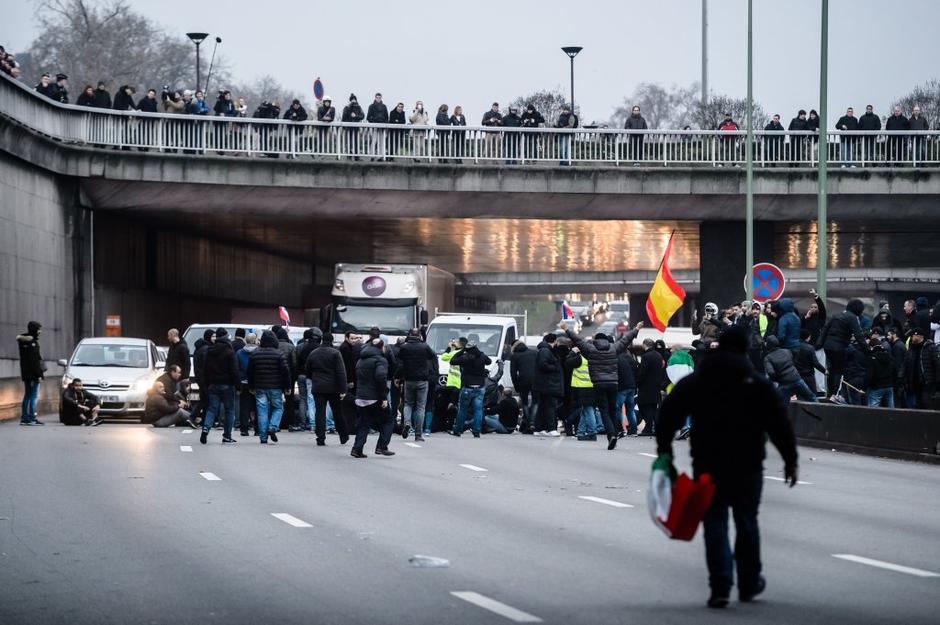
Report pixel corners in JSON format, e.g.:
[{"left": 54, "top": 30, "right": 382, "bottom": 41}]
[{"left": 58, "top": 338, "right": 165, "bottom": 420}]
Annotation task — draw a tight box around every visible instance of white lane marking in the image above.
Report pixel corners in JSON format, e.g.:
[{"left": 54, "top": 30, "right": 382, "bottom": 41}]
[
  {"left": 451, "top": 591, "right": 543, "bottom": 623},
  {"left": 459, "top": 464, "right": 488, "bottom": 472},
  {"left": 764, "top": 476, "right": 813, "bottom": 485},
  {"left": 180, "top": 445, "right": 193, "bottom": 452},
  {"left": 271, "top": 513, "right": 313, "bottom": 528},
  {"left": 832, "top": 554, "right": 940, "bottom": 578},
  {"left": 199, "top": 472, "right": 221, "bottom": 481},
  {"left": 181, "top": 429, "right": 193, "bottom": 434},
  {"left": 404, "top": 442, "right": 422, "bottom": 448},
  {"left": 638, "top": 452, "right": 658, "bottom": 458},
  {"left": 578, "top": 495, "right": 634, "bottom": 509}
]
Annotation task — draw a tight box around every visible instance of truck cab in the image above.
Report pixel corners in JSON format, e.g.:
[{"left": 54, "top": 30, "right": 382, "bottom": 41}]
[{"left": 424, "top": 313, "right": 525, "bottom": 391}]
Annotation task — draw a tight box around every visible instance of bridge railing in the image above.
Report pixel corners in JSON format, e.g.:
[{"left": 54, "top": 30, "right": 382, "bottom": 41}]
[{"left": 3, "top": 74, "right": 939, "bottom": 167}]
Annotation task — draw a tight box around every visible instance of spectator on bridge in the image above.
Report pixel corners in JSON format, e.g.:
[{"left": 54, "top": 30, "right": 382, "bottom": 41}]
[
  {"left": 163, "top": 90, "right": 185, "bottom": 114},
  {"left": 190, "top": 90, "right": 210, "bottom": 115},
  {"left": 351, "top": 338, "right": 394, "bottom": 458},
  {"left": 112, "top": 85, "right": 137, "bottom": 111},
  {"left": 17, "top": 320, "right": 45, "bottom": 426},
  {"left": 555, "top": 104, "right": 577, "bottom": 165},
  {"left": 408, "top": 100, "right": 429, "bottom": 161},
  {"left": 164, "top": 328, "right": 191, "bottom": 378},
  {"left": 366, "top": 92, "right": 388, "bottom": 161},
  {"left": 200, "top": 327, "right": 241, "bottom": 445},
  {"left": 137, "top": 89, "right": 158, "bottom": 113},
  {"left": 885, "top": 105, "right": 910, "bottom": 164},
  {"left": 857, "top": 104, "right": 881, "bottom": 163},
  {"left": 502, "top": 106, "right": 522, "bottom": 164},
  {"left": 656, "top": 325, "right": 798, "bottom": 609},
  {"left": 53, "top": 73, "right": 68, "bottom": 104},
  {"left": 283, "top": 98, "right": 308, "bottom": 158},
  {"left": 717, "top": 112, "right": 739, "bottom": 164},
  {"left": 775, "top": 298, "right": 801, "bottom": 349},
  {"left": 909, "top": 106, "right": 929, "bottom": 163},
  {"left": 435, "top": 104, "right": 452, "bottom": 163},
  {"left": 60, "top": 379, "right": 101, "bottom": 426},
  {"left": 35, "top": 73, "right": 56, "bottom": 100},
  {"left": 387, "top": 101, "right": 406, "bottom": 158},
  {"left": 76, "top": 85, "right": 95, "bottom": 107},
  {"left": 836, "top": 107, "right": 858, "bottom": 166},
  {"left": 787, "top": 109, "right": 808, "bottom": 164},
  {"left": 623, "top": 105, "right": 648, "bottom": 165},
  {"left": 510, "top": 340, "right": 537, "bottom": 433},
  {"left": 235, "top": 96, "right": 248, "bottom": 117},
  {"left": 636, "top": 338, "right": 665, "bottom": 436},
  {"left": 342, "top": 93, "right": 364, "bottom": 160},
  {"left": 315, "top": 95, "right": 336, "bottom": 154},
  {"left": 450, "top": 105, "right": 467, "bottom": 163},
  {"left": 903, "top": 328, "right": 937, "bottom": 409},
  {"left": 904, "top": 297, "right": 932, "bottom": 337},
  {"left": 248, "top": 330, "right": 291, "bottom": 444},
  {"left": 482, "top": 102, "right": 503, "bottom": 158},
  {"left": 763, "top": 114, "right": 785, "bottom": 164},
  {"left": 92, "top": 82, "right": 111, "bottom": 109},
  {"left": 144, "top": 380, "right": 195, "bottom": 428},
  {"left": 521, "top": 103, "right": 545, "bottom": 161},
  {"left": 817, "top": 299, "right": 869, "bottom": 402},
  {"left": 865, "top": 333, "right": 897, "bottom": 408},
  {"left": 213, "top": 90, "right": 237, "bottom": 117},
  {"left": 806, "top": 109, "right": 820, "bottom": 158},
  {"left": 396, "top": 329, "right": 435, "bottom": 442},
  {"left": 236, "top": 332, "right": 259, "bottom": 436},
  {"left": 801, "top": 288, "right": 827, "bottom": 345}
]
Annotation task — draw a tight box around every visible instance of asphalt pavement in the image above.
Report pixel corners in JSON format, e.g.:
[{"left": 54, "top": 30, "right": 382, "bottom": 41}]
[{"left": 1, "top": 419, "right": 938, "bottom": 624}]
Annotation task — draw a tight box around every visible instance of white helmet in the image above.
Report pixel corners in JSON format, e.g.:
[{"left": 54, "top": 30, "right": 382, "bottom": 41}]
[
  {"left": 704, "top": 302, "right": 719, "bottom": 315},
  {"left": 322, "top": 95, "right": 332, "bottom": 102}
]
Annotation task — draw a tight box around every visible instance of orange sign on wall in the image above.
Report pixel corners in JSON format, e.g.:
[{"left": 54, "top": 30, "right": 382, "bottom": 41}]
[{"left": 104, "top": 315, "right": 122, "bottom": 337}]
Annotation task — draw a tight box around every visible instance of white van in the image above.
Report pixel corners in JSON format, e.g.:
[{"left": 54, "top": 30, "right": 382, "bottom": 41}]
[{"left": 424, "top": 313, "right": 526, "bottom": 391}]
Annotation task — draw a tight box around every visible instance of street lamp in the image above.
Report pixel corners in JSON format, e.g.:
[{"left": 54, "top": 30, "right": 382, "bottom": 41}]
[
  {"left": 561, "top": 46, "right": 582, "bottom": 114},
  {"left": 186, "top": 32, "right": 209, "bottom": 92}
]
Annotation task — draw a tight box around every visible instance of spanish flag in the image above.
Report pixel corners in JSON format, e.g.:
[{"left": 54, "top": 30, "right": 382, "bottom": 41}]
[{"left": 646, "top": 232, "right": 686, "bottom": 332}]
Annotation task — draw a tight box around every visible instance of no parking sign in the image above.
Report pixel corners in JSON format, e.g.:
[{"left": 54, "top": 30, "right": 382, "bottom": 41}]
[{"left": 747, "top": 263, "right": 786, "bottom": 303}]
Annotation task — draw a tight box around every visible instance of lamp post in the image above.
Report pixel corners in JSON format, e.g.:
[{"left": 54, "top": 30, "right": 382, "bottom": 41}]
[
  {"left": 817, "top": 0, "right": 829, "bottom": 302},
  {"left": 561, "top": 46, "right": 583, "bottom": 114},
  {"left": 745, "top": 0, "right": 754, "bottom": 301},
  {"left": 186, "top": 32, "right": 209, "bottom": 92}
]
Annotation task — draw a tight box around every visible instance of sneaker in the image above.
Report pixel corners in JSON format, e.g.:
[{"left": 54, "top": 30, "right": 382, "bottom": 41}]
[
  {"left": 90, "top": 417, "right": 102, "bottom": 426},
  {"left": 617, "top": 431, "right": 626, "bottom": 439},
  {"left": 222, "top": 437, "right": 237, "bottom": 444},
  {"left": 607, "top": 435, "right": 618, "bottom": 450},
  {"left": 269, "top": 429, "right": 278, "bottom": 443},
  {"left": 316, "top": 440, "right": 326, "bottom": 446},
  {"left": 239, "top": 429, "right": 249, "bottom": 437},
  {"left": 19, "top": 421, "right": 34, "bottom": 426},
  {"left": 260, "top": 439, "right": 268, "bottom": 444},
  {"left": 423, "top": 430, "right": 431, "bottom": 436},
  {"left": 415, "top": 435, "right": 425, "bottom": 442},
  {"left": 375, "top": 449, "right": 396, "bottom": 456},
  {"left": 472, "top": 432, "right": 480, "bottom": 438},
  {"left": 350, "top": 449, "right": 367, "bottom": 458},
  {"left": 200, "top": 431, "right": 208, "bottom": 445},
  {"left": 448, "top": 431, "right": 461, "bottom": 437},
  {"left": 535, "top": 430, "right": 546, "bottom": 436},
  {"left": 739, "top": 576, "right": 766, "bottom": 602},
  {"left": 288, "top": 426, "right": 303, "bottom": 432},
  {"left": 707, "top": 592, "right": 730, "bottom": 609},
  {"left": 32, "top": 419, "right": 45, "bottom": 426},
  {"left": 577, "top": 434, "right": 597, "bottom": 441},
  {"left": 401, "top": 423, "right": 411, "bottom": 439},
  {"left": 676, "top": 426, "right": 691, "bottom": 440},
  {"left": 547, "top": 430, "right": 560, "bottom": 437}
]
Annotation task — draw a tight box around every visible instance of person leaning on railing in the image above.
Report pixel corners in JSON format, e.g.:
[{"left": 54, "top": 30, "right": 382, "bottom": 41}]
[
  {"left": 521, "top": 104, "right": 545, "bottom": 161},
  {"left": 555, "top": 104, "right": 577, "bottom": 165},
  {"left": 450, "top": 105, "right": 467, "bottom": 163},
  {"left": 787, "top": 110, "right": 808, "bottom": 165},
  {"left": 409, "top": 100, "right": 429, "bottom": 161},
  {"left": 316, "top": 95, "right": 336, "bottom": 155},
  {"left": 909, "top": 106, "right": 929, "bottom": 163}
]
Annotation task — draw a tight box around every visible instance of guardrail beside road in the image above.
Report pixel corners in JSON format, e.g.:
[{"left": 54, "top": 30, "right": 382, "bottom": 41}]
[{"left": 3, "top": 74, "right": 940, "bottom": 167}]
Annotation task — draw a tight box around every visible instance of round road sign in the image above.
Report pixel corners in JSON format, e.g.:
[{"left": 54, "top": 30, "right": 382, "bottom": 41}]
[{"left": 748, "top": 263, "right": 786, "bottom": 303}]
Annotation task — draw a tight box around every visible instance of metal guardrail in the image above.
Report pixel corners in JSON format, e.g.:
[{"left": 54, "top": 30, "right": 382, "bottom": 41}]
[{"left": 3, "top": 74, "right": 939, "bottom": 167}]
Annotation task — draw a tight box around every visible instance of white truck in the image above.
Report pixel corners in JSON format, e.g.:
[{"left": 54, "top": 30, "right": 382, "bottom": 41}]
[
  {"left": 424, "top": 312, "right": 527, "bottom": 391},
  {"left": 324, "top": 264, "right": 455, "bottom": 343}
]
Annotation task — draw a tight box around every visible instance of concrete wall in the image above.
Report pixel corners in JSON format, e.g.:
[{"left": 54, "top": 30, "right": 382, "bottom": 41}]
[{"left": 0, "top": 151, "right": 91, "bottom": 419}]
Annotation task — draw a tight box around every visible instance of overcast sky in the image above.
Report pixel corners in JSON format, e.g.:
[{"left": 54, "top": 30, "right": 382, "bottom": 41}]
[{"left": 4, "top": 0, "right": 938, "bottom": 126}]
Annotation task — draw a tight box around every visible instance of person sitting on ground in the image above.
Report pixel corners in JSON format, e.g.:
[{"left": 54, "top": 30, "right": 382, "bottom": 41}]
[
  {"left": 144, "top": 380, "right": 195, "bottom": 428},
  {"left": 60, "top": 378, "right": 102, "bottom": 426},
  {"left": 156, "top": 365, "right": 190, "bottom": 405}
]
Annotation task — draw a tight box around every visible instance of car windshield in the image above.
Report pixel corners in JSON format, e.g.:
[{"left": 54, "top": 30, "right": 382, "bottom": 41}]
[
  {"left": 71, "top": 344, "right": 150, "bottom": 368},
  {"left": 425, "top": 324, "right": 504, "bottom": 358},
  {"left": 182, "top": 325, "right": 270, "bottom": 352},
  {"left": 331, "top": 304, "right": 414, "bottom": 335}
]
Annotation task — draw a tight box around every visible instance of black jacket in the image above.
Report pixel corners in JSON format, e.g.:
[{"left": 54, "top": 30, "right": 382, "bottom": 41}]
[
  {"left": 857, "top": 112, "right": 881, "bottom": 131},
  {"left": 435, "top": 111, "right": 451, "bottom": 127},
  {"left": 204, "top": 337, "right": 241, "bottom": 389},
  {"left": 137, "top": 96, "right": 158, "bottom": 113},
  {"left": 521, "top": 109, "right": 545, "bottom": 128},
  {"left": 317, "top": 105, "right": 336, "bottom": 123},
  {"left": 885, "top": 114, "right": 910, "bottom": 132},
  {"left": 247, "top": 332, "right": 290, "bottom": 390},
  {"left": 451, "top": 346, "right": 492, "bottom": 388},
  {"left": 510, "top": 342, "right": 537, "bottom": 391},
  {"left": 502, "top": 112, "right": 522, "bottom": 128},
  {"left": 533, "top": 341, "right": 564, "bottom": 398},
  {"left": 888, "top": 338, "right": 907, "bottom": 383},
  {"left": 143, "top": 388, "right": 178, "bottom": 424},
  {"left": 284, "top": 104, "right": 308, "bottom": 122},
  {"left": 165, "top": 340, "right": 191, "bottom": 378},
  {"left": 339, "top": 340, "right": 362, "bottom": 389},
  {"left": 389, "top": 109, "right": 406, "bottom": 125},
  {"left": 342, "top": 102, "right": 364, "bottom": 123},
  {"left": 497, "top": 396, "right": 520, "bottom": 430},
  {"left": 193, "top": 339, "right": 210, "bottom": 386},
  {"left": 871, "top": 311, "right": 901, "bottom": 337},
  {"left": 355, "top": 345, "right": 388, "bottom": 401},
  {"left": 636, "top": 349, "right": 665, "bottom": 404},
  {"left": 566, "top": 329, "right": 636, "bottom": 386},
  {"left": 112, "top": 88, "right": 136, "bottom": 111},
  {"left": 817, "top": 309, "right": 868, "bottom": 353},
  {"left": 904, "top": 340, "right": 938, "bottom": 389},
  {"left": 294, "top": 329, "right": 321, "bottom": 373},
  {"left": 617, "top": 351, "right": 638, "bottom": 390},
  {"left": 367, "top": 101, "right": 389, "bottom": 123},
  {"left": 791, "top": 342, "right": 825, "bottom": 381},
  {"left": 76, "top": 92, "right": 96, "bottom": 107},
  {"left": 92, "top": 88, "right": 112, "bottom": 109},
  {"left": 17, "top": 322, "right": 44, "bottom": 381},
  {"left": 844, "top": 343, "right": 868, "bottom": 386},
  {"left": 305, "top": 344, "right": 348, "bottom": 394},
  {"left": 788, "top": 116, "right": 808, "bottom": 132},
  {"left": 909, "top": 115, "right": 929, "bottom": 131},
  {"left": 657, "top": 350, "right": 798, "bottom": 479},
  {"left": 800, "top": 295, "right": 827, "bottom": 344},
  {"left": 836, "top": 115, "right": 858, "bottom": 131},
  {"left": 624, "top": 113, "right": 648, "bottom": 130},
  {"left": 763, "top": 340, "right": 801, "bottom": 385},
  {"left": 866, "top": 344, "right": 896, "bottom": 390},
  {"left": 60, "top": 387, "right": 99, "bottom": 425},
  {"left": 396, "top": 336, "right": 436, "bottom": 382},
  {"left": 905, "top": 305, "right": 931, "bottom": 338},
  {"left": 482, "top": 110, "right": 502, "bottom": 126}
]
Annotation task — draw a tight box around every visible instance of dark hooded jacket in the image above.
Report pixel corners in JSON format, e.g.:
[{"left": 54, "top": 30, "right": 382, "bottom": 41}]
[
  {"left": 565, "top": 328, "right": 637, "bottom": 386},
  {"left": 60, "top": 385, "right": 99, "bottom": 425},
  {"left": 295, "top": 328, "right": 321, "bottom": 373},
  {"left": 247, "top": 331, "right": 290, "bottom": 390},
  {"left": 776, "top": 299, "right": 801, "bottom": 349},
  {"left": 763, "top": 336, "right": 801, "bottom": 385},
  {"left": 904, "top": 339, "right": 938, "bottom": 389},
  {"left": 657, "top": 349, "right": 797, "bottom": 478},
  {"left": 204, "top": 336, "right": 241, "bottom": 389},
  {"left": 305, "top": 338, "right": 347, "bottom": 394},
  {"left": 817, "top": 299, "right": 868, "bottom": 353},
  {"left": 791, "top": 341, "right": 826, "bottom": 383},
  {"left": 339, "top": 339, "right": 362, "bottom": 389},
  {"left": 17, "top": 321, "right": 44, "bottom": 382},
  {"left": 92, "top": 87, "right": 112, "bottom": 109},
  {"left": 871, "top": 310, "right": 901, "bottom": 336},
  {"left": 396, "top": 334, "right": 436, "bottom": 382},
  {"left": 165, "top": 339, "right": 191, "bottom": 379},
  {"left": 193, "top": 329, "right": 214, "bottom": 387},
  {"left": 865, "top": 344, "right": 896, "bottom": 390},
  {"left": 273, "top": 327, "right": 296, "bottom": 383},
  {"left": 284, "top": 103, "right": 308, "bottom": 122},
  {"left": 636, "top": 347, "right": 665, "bottom": 404},
  {"left": 143, "top": 387, "right": 179, "bottom": 424},
  {"left": 355, "top": 344, "right": 388, "bottom": 401},
  {"left": 510, "top": 342, "right": 537, "bottom": 392},
  {"left": 533, "top": 340, "right": 564, "bottom": 398},
  {"left": 451, "top": 345, "right": 493, "bottom": 388},
  {"left": 112, "top": 87, "right": 136, "bottom": 111},
  {"left": 844, "top": 343, "right": 869, "bottom": 387},
  {"left": 906, "top": 298, "right": 932, "bottom": 338},
  {"left": 366, "top": 100, "right": 389, "bottom": 124},
  {"left": 618, "top": 350, "right": 638, "bottom": 390},
  {"left": 801, "top": 295, "right": 827, "bottom": 344}
]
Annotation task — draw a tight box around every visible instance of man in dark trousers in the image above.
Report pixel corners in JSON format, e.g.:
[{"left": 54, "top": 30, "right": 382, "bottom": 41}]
[
  {"left": 450, "top": 342, "right": 493, "bottom": 438},
  {"left": 351, "top": 338, "right": 393, "bottom": 458},
  {"left": 199, "top": 328, "right": 241, "bottom": 445},
  {"left": 636, "top": 338, "right": 665, "bottom": 436},
  {"left": 60, "top": 378, "right": 101, "bottom": 426},
  {"left": 532, "top": 333, "right": 564, "bottom": 434},
  {"left": 816, "top": 298, "right": 869, "bottom": 401},
  {"left": 510, "top": 340, "right": 538, "bottom": 432},
  {"left": 657, "top": 325, "right": 799, "bottom": 609},
  {"left": 165, "top": 328, "right": 191, "bottom": 378},
  {"left": 396, "top": 329, "right": 436, "bottom": 441},
  {"left": 305, "top": 331, "right": 350, "bottom": 446},
  {"left": 17, "top": 321, "right": 45, "bottom": 425}
]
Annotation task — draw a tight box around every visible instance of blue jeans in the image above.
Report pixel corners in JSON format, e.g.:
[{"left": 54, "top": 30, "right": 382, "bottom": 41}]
[
  {"left": 297, "top": 376, "right": 313, "bottom": 428},
  {"left": 203, "top": 385, "right": 236, "bottom": 438},
  {"left": 483, "top": 415, "right": 510, "bottom": 434},
  {"left": 777, "top": 379, "right": 817, "bottom": 405},
  {"left": 255, "top": 388, "right": 284, "bottom": 439},
  {"left": 703, "top": 472, "right": 764, "bottom": 595},
  {"left": 616, "top": 388, "right": 637, "bottom": 434},
  {"left": 558, "top": 135, "right": 571, "bottom": 161},
  {"left": 21, "top": 379, "right": 40, "bottom": 423},
  {"left": 867, "top": 387, "right": 894, "bottom": 408},
  {"left": 454, "top": 387, "right": 485, "bottom": 435},
  {"left": 574, "top": 406, "right": 600, "bottom": 436}
]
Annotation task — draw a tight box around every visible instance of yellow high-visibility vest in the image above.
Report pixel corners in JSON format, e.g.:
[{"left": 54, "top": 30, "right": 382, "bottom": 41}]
[
  {"left": 442, "top": 348, "right": 463, "bottom": 388},
  {"left": 571, "top": 356, "right": 593, "bottom": 389}
]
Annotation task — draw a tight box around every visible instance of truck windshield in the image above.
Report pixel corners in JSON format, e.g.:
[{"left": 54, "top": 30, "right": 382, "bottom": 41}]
[
  {"left": 332, "top": 304, "right": 415, "bottom": 334},
  {"left": 425, "top": 324, "right": 504, "bottom": 358}
]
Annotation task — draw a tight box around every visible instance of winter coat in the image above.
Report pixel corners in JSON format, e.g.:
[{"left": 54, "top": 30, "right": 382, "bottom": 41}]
[
  {"left": 435, "top": 111, "right": 451, "bottom": 127},
  {"left": 698, "top": 317, "right": 723, "bottom": 344},
  {"left": 204, "top": 337, "right": 241, "bottom": 389},
  {"left": 906, "top": 304, "right": 931, "bottom": 337},
  {"left": 555, "top": 112, "right": 578, "bottom": 129},
  {"left": 355, "top": 345, "right": 389, "bottom": 401},
  {"left": 509, "top": 342, "right": 537, "bottom": 391},
  {"left": 409, "top": 109, "right": 429, "bottom": 126},
  {"left": 396, "top": 336, "right": 436, "bottom": 382},
  {"left": 801, "top": 295, "right": 827, "bottom": 344},
  {"left": 502, "top": 112, "right": 522, "bottom": 128},
  {"left": 450, "top": 114, "right": 466, "bottom": 128},
  {"left": 165, "top": 340, "right": 191, "bottom": 379},
  {"left": 497, "top": 396, "right": 520, "bottom": 430},
  {"left": 112, "top": 88, "right": 137, "bottom": 111},
  {"left": 339, "top": 340, "right": 361, "bottom": 388},
  {"left": 236, "top": 344, "right": 257, "bottom": 383},
  {"left": 366, "top": 101, "right": 389, "bottom": 124},
  {"left": 247, "top": 332, "right": 290, "bottom": 390},
  {"left": 866, "top": 345, "right": 896, "bottom": 390},
  {"left": 885, "top": 114, "right": 910, "bottom": 132},
  {"left": 788, "top": 116, "right": 808, "bottom": 132},
  {"left": 76, "top": 92, "right": 96, "bottom": 107},
  {"left": 871, "top": 311, "right": 901, "bottom": 336},
  {"left": 533, "top": 341, "right": 564, "bottom": 398},
  {"left": 92, "top": 88, "right": 112, "bottom": 109},
  {"left": 763, "top": 338, "right": 801, "bottom": 385},
  {"left": 60, "top": 387, "right": 99, "bottom": 425},
  {"left": 521, "top": 109, "right": 545, "bottom": 128},
  {"left": 284, "top": 104, "right": 308, "bottom": 122},
  {"left": 163, "top": 97, "right": 185, "bottom": 114},
  {"left": 190, "top": 99, "right": 210, "bottom": 115},
  {"left": 137, "top": 96, "right": 158, "bottom": 113},
  {"left": 791, "top": 342, "right": 826, "bottom": 381},
  {"left": 909, "top": 115, "right": 929, "bottom": 131},
  {"left": 317, "top": 105, "right": 336, "bottom": 123},
  {"left": 636, "top": 348, "right": 665, "bottom": 404},
  {"left": 305, "top": 344, "right": 348, "bottom": 394},
  {"left": 389, "top": 109, "right": 405, "bottom": 125},
  {"left": 624, "top": 113, "right": 648, "bottom": 130},
  {"left": 214, "top": 98, "right": 236, "bottom": 117},
  {"left": 17, "top": 322, "right": 44, "bottom": 381},
  {"left": 904, "top": 340, "right": 938, "bottom": 389},
  {"left": 857, "top": 112, "right": 881, "bottom": 131},
  {"left": 657, "top": 349, "right": 797, "bottom": 478},
  {"left": 565, "top": 328, "right": 636, "bottom": 386},
  {"left": 617, "top": 351, "right": 638, "bottom": 390},
  {"left": 451, "top": 346, "right": 492, "bottom": 388},
  {"left": 482, "top": 110, "right": 502, "bottom": 127},
  {"left": 817, "top": 301, "right": 868, "bottom": 352},
  {"left": 35, "top": 81, "right": 58, "bottom": 100},
  {"left": 836, "top": 115, "right": 858, "bottom": 131},
  {"left": 342, "top": 102, "right": 364, "bottom": 123},
  {"left": 776, "top": 299, "right": 801, "bottom": 349},
  {"left": 143, "top": 388, "right": 179, "bottom": 424},
  {"left": 844, "top": 343, "right": 869, "bottom": 387}
]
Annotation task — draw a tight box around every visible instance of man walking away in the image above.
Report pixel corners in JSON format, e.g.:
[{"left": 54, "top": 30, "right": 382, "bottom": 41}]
[
  {"left": 306, "top": 331, "right": 350, "bottom": 446},
  {"left": 17, "top": 321, "right": 45, "bottom": 425},
  {"left": 396, "top": 329, "right": 435, "bottom": 441},
  {"left": 236, "top": 333, "right": 259, "bottom": 436},
  {"left": 351, "top": 339, "right": 394, "bottom": 458},
  {"left": 450, "top": 342, "right": 493, "bottom": 438},
  {"left": 763, "top": 336, "right": 816, "bottom": 404},
  {"left": 247, "top": 331, "right": 291, "bottom": 444},
  {"left": 199, "top": 328, "right": 241, "bottom": 445},
  {"left": 636, "top": 339, "right": 665, "bottom": 436}
]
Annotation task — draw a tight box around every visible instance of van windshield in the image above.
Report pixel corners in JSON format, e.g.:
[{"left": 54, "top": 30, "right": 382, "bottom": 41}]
[{"left": 425, "top": 324, "right": 503, "bottom": 358}]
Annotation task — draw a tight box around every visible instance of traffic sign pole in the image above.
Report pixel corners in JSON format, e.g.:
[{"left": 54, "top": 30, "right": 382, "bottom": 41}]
[
  {"left": 745, "top": 0, "right": 754, "bottom": 303},
  {"left": 817, "top": 0, "right": 829, "bottom": 302}
]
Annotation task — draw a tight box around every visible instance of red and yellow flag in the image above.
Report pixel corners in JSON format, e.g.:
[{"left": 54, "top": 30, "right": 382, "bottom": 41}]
[{"left": 646, "top": 233, "right": 686, "bottom": 331}]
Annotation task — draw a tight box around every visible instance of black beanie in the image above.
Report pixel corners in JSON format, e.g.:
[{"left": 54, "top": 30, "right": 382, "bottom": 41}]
[
  {"left": 235, "top": 328, "right": 246, "bottom": 338},
  {"left": 846, "top": 299, "right": 865, "bottom": 316},
  {"left": 215, "top": 327, "right": 229, "bottom": 339}
]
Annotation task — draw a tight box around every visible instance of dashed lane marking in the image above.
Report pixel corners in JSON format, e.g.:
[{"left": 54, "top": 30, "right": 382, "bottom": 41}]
[
  {"left": 638, "top": 452, "right": 658, "bottom": 458},
  {"left": 404, "top": 442, "right": 422, "bottom": 448},
  {"left": 180, "top": 445, "right": 193, "bottom": 452},
  {"left": 832, "top": 554, "right": 940, "bottom": 578},
  {"left": 199, "top": 472, "right": 221, "bottom": 481},
  {"left": 271, "top": 513, "right": 313, "bottom": 528},
  {"left": 451, "top": 591, "right": 543, "bottom": 623},
  {"left": 181, "top": 429, "right": 193, "bottom": 434},
  {"left": 578, "top": 495, "right": 634, "bottom": 508},
  {"left": 459, "top": 464, "right": 488, "bottom": 472}
]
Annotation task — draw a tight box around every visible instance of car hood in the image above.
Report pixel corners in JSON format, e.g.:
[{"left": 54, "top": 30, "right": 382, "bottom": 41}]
[{"left": 66, "top": 365, "right": 154, "bottom": 386}]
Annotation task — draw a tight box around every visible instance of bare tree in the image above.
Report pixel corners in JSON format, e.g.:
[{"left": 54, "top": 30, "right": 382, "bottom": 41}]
[
  {"left": 227, "top": 75, "right": 309, "bottom": 114},
  {"left": 509, "top": 88, "right": 571, "bottom": 125},
  {"left": 609, "top": 82, "right": 767, "bottom": 130},
  {"left": 693, "top": 93, "right": 768, "bottom": 130},
  {"left": 893, "top": 78, "right": 940, "bottom": 129}
]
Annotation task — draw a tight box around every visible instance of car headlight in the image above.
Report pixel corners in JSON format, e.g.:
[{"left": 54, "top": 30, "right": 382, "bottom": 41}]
[
  {"left": 132, "top": 378, "right": 152, "bottom": 393},
  {"left": 334, "top": 278, "right": 345, "bottom": 292}
]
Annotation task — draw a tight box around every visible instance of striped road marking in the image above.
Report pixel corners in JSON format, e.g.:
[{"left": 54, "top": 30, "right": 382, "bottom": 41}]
[
  {"left": 271, "top": 513, "right": 313, "bottom": 528},
  {"left": 199, "top": 472, "right": 221, "bottom": 481},
  {"left": 404, "top": 442, "right": 422, "bottom": 448},
  {"left": 578, "top": 496, "right": 634, "bottom": 508},
  {"left": 638, "top": 452, "right": 658, "bottom": 458},
  {"left": 451, "top": 591, "right": 543, "bottom": 623},
  {"left": 832, "top": 554, "right": 940, "bottom": 578},
  {"left": 459, "top": 464, "right": 488, "bottom": 472},
  {"left": 764, "top": 476, "right": 814, "bottom": 485},
  {"left": 180, "top": 445, "right": 193, "bottom": 452},
  {"left": 181, "top": 429, "right": 193, "bottom": 434}
]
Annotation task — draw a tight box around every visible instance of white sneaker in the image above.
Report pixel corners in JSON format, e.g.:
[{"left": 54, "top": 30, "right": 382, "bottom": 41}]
[
  {"left": 535, "top": 430, "right": 546, "bottom": 436},
  {"left": 547, "top": 430, "right": 561, "bottom": 437}
]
